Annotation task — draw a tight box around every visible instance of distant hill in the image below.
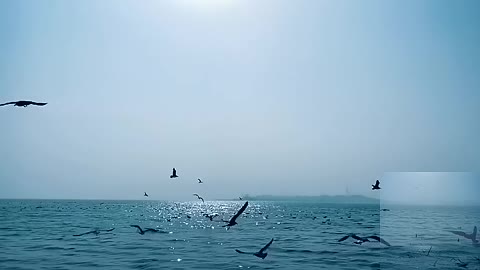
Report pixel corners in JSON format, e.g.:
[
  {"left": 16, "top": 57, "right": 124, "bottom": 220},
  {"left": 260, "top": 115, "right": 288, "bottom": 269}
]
[{"left": 232, "top": 195, "right": 379, "bottom": 204}]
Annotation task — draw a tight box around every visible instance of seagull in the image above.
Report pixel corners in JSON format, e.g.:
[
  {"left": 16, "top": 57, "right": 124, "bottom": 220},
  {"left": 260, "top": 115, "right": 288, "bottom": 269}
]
[
  {"left": 0, "top": 100, "right": 48, "bottom": 107},
  {"left": 222, "top": 201, "right": 248, "bottom": 228},
  {"left": 130, "top": 225, "right": 163, "bottom": 235},
  {"left": 144, "top": 192, "right": 148, "bottom": 197},
  {"left": 239, "top": 197, "right": 243, "bottom": 200},
  {"left": 203, "top": 213, "right": 219, "bottom": 221},
  {"left": 449, "top": 226, "right": 478, "bottom": 243},
  {"left": 198, "top": 178, "right": 203, "bottom": 183},
  {"left": 193, "top": 193, "right": 204, "bottom": 203},
  {"left": 236, "top": 238, "right": 274, "bottom": 259},
  {"left": 372, "top": 180, "right": 381, "bottom": 190},
  {"left": 73, "top": 228, "right": 115, "bottom": 236},
  {"left": 338, "top": 234, "right": 391, "bottom": 246},
  {"left": 170, "top": 168, "right": 178, "bottom": 178}
]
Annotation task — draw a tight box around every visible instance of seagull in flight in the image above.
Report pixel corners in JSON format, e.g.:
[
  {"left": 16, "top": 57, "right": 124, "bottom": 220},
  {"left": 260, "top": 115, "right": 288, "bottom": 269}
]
[
  {"left": 144, "top": 192, "right": 148, "bottom": 197},
  {"left": 239, "top": 197, "right": 243, "bottom": 200},
  {"left": 130, "top": 225, "right": 163, "bottom": 235},
  {"left": 449, "top": 226, "right": 478, "bottom": 243},
  {"left": 222, "top": 201, "right": 248, "bottom": 228},
  {"left": 203, "top": 213, "right": 219, "bottom": 221},
  {"left": 338, "top": 234, "right": 391, "bottom": 246},
  {"left": 372, "top": 180, "right": 381, "bottom": 190},
  {"left": 236, "top": 238, "right": 274, "bottom": 259},
  {"left": 73, "top": 228, "right": 115, "bottom": 236},
  {"left": 0, "top": 100, "right": 48, "bottom": 107},
  {"left": 170, "top": 168, "right": 178, "bottom": 178},
  {"left": 193, "top": 193, "right": 204, "bottom": 203},
  {"left": 198, "top": 178, "right": 203, "bottom": 183}
]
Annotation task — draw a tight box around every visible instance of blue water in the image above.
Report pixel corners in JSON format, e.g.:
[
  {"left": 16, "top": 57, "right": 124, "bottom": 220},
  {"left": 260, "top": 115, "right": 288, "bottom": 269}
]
[{"left": 0, "top": 200, "right": 478, "bottom": 269}]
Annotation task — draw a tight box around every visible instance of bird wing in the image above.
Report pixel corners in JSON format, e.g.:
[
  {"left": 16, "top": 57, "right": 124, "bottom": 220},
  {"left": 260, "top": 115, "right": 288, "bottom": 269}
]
[
  {"left": 235, "top": 249, "right": 253, "bottom": 255},
  {"left": 172, "top": 168, "right": 176, "bottom": 175},
  {"left": 376, "top": 180, "right": 380, "bottom": 186},
  {"left": 30, "top": 102, "right": 47, "bottom": 106},
  {"left": 200, "top": 197, "right": 204, "bottom": 203},
  {"left": 368, "top": 236, "right": 391, "bottom": 246},
  {"left": 0, "top": 102, "right": 16, "bottom": 106},
  {"left": 449, "top": 231, "right": 468, "bottom": 238},
  {"left": 259, "top": 238, "right": 274, "bottom": 253},
  {"left": 351, "top": 234, "right": 363, "bottom": 241},
  {"left": 102, "top": 228, "right": 115, "bottom": 232},
  {"left": 230, "top": 201, "right": 249, "bottom": 223},
  {"left": 338, "top": 235, "right": 350, "bottom": 242}
]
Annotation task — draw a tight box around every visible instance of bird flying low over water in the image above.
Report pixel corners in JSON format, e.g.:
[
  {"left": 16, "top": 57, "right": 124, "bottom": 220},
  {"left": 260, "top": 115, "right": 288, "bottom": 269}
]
[
  {"left": 236, "top": 238, "right": 274, "bottom": 259},
  {"left": 223, "top": 201, "right": 248, "bottom": 228},
  {"left": 130, "top": 225, "right": 164, "bottom": 235},
  {"left": 338, "top": 234, "right": 391, "bottom": 246},
  {"left": 73, "top": 228, "right": 115, "bottom": 236},
  {"left": 198, "top": 178, "right": 203, "bottom": 183},
  {"left": 372, "top": 180, "right": 381, "bottom": 190},
  {"left": 193, "top": 193, "right": 204, "bottom": 203},
  {"left": 203, "top": 213, "right": 219, "bottom": 221},
  {"left": 144, "top": 192, "right": 148, "bottom": 197},
  {"left": 449, "top": 226, "right": 478, "bottom": 243},
  {"left": 0, "top": 100, "right": 48, "bottom": 107},
  {"left": 170, "top": 168, "right": 178, "bottom": 178}
]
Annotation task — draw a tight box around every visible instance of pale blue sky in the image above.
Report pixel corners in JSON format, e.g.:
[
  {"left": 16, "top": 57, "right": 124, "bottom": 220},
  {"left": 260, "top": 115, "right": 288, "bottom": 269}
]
[{"left": 0, "top": 0, "right": 479, "bottom": 200}]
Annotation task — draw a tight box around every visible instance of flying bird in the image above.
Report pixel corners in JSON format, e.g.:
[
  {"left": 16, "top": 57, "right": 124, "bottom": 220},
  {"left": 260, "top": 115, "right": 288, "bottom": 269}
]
[
  {"left": 193, "top": 193, "right": 204, "bottom": 203},
  {"left": 203, "top": 213, "right": 219, "bottom": 221},
  {"left": 448, "top": 226, "right": 478, "bottom": 243},
  {"left": 222, "top": 201, "right": 248, "bottom": 228},
  {"left": 73, "top": 228, "right": 115, "bottom": 237},
  {"left": 130, "top": 225, "right": 163, "bottom": 235},
  {"left": 338, "top": 234, "right": 391, "bottom": 246},
  {"left": 0, "top": 100, "right": 48, "bottom": 107},
  {"left": 144, "top": 192, "right": 148, "bottom": 197},
  {"left": 372, "top": 180, "right": 381, "bottom": 190},
  {"left": 235, "top": 238, "right": 274, "bottom": 259},
  {"left": 239, "top": 197, "right": 243, "bottom": 200},
  {"left": 198, "top": 178, "right": 203, "bottom": 183},
  {"left": 170, "top": 168, "right": 178, "bottom": 178}
]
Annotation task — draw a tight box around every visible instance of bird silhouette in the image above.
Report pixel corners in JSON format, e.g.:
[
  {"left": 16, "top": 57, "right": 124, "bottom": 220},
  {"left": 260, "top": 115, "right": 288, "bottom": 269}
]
[
  {"left": 372, "top": 180, "right": 381, "bottom": 190},
  {"left": 236, "top": 238, "right": 274, "bottom": 259},
  {"left": 193, "top": 193, "right": 204, "bottom": 203},
  {"left": 338, "top": 234, "right": 391, "bottom": 246},
  {"left": 198, "top": 178, "right": 203, "bottom": 183},
  {"left": 0, "top": 100, "right": 47, "bottom": 107},
  {"left": 73, "top": 228, "right": 115, "bottom": 236},
  {"left": 203, "top": 213, "right": 219, "bottom": 221},
  {"left": 130, "top": 225, "right": 163, "bottom": 235},
  {"left": 222, "top": 201, "right": 248, "bottom": 228},
  {"left": 170, "top": 168, "right": 178, "bottom": 178},
  {"left": 144, "top": 192, "right": 148, "bottom": 197},
  {"left": 449, "top": 226, "right": 478, "bottom": 243}
]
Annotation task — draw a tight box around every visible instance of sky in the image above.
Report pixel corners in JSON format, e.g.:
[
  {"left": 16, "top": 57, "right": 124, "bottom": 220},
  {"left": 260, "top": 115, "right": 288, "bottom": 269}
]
[
  {"left": 381, "top": 172, "right": 480, "bottom": 206},
  {"left": 0, "top": 0, "right": 479, "bottom": 200}
]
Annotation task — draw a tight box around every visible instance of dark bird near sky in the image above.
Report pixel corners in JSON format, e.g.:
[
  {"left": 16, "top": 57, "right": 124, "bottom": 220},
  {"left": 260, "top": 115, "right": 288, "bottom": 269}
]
[
  {"left": 193, "top": 193, "right": 204, "bottom": 203},
  {"left": 236, "top": 238, "right": 274, "bottom": 259},
  {"left": 73, "top": 228, "right": 115, "bottom": 236},
  {"left": 0, "top": 101, "right": 47, "bottom": 107},
  {"left": 130, "top": 225, "right": 162, "bottom": 235},
  {"left": 449, "top": 226, "right": 478, "bottom": 243},
  {"left": 239, "top": 197, "right": 243, "bottom": 200},
  {"left": 372, "top": 180, "right": 381, "bottom": 190},
  {"left": 223, "top": 201, "right": 248, "bottom": 228},
  {"left": 198, "top": 178, "right": 203, "bottom": 183},
  {"left": 170, "top": 168, "right": 178, "bottom": 178},
  {"left": 144, "top": 192, "right": 148, "bottom": 197},
  {"left": 338, "top": 234, "right": 391, "bottom": 246}
]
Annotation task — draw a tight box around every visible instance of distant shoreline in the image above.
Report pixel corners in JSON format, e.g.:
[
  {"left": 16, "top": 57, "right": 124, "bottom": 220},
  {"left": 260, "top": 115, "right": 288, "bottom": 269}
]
[{"left": 223, "top": 195, "right": 380, "bottom": 204}]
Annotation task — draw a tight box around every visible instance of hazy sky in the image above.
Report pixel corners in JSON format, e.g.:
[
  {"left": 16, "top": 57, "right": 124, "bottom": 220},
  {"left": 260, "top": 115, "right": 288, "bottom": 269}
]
[
  {"left": 381, "top": 172, "right": 480, "bottom": 206},
  {"left": 1, "top": 0, "right": 479, "bottom": 200}
]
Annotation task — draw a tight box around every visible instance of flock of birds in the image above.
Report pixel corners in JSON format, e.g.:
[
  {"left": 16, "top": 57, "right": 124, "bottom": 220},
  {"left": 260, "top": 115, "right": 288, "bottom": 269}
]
[{"left": 3, "top": 101, "right": 479, "bottom": 265}]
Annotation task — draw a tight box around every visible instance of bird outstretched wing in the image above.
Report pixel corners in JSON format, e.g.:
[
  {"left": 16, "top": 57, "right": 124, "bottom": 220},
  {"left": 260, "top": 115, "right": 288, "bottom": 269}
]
[
  {"left": 376, "top": 180, "right": 380, "bottom": 186},
  {"left": 367, "top": 236, "right": 391, "bottom": 246},
  {"left": 0, "top": 102, "right": 16, "bottom": 106},
  {"left": 230, "top": 201, "right": 248, "bottom": 223},
  {"left": 235, "top": 249, "right": 253, "bottom": 255},
  {"left": 449, "top": 231, "right": 468, "bottom": 238},
  {"left": 30, "top": 102, "right": 47, "bottom": 106},
  {"left": 259, "top": 238, "right": 274, "bottom": 253},
  {"left": 338, "top": 235, "right": 350, "bottom": 242}
]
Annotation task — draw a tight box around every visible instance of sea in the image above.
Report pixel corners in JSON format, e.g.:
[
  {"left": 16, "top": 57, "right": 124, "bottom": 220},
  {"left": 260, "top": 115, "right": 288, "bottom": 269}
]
[{"left": 0, "top": 200, "right": 479, "bottom": 270}]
